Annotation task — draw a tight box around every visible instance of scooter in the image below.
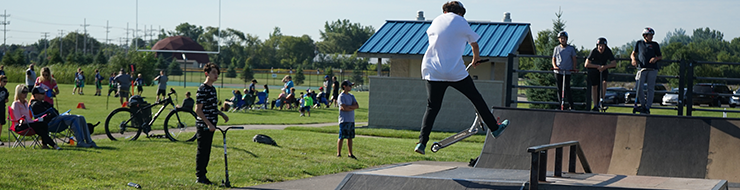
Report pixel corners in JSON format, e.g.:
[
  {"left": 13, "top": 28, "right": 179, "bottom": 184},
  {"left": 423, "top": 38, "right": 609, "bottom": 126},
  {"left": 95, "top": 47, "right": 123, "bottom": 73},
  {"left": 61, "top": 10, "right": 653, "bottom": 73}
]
[
  {"left": 215, "top": 126, "right": 244, "bottom": 188},
  {"left": 552, "top": 68, "right": 577, "bottom": 110}
]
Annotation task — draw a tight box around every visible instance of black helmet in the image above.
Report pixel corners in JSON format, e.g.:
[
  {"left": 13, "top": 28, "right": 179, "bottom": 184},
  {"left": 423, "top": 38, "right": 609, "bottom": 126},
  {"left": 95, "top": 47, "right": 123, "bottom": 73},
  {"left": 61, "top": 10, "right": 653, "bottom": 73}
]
[
  {"left": 642, "top": 27, "right": 655, "bottom": 35},
  {"left": 597, "top": 37, "right": 607, "bottom": 45},
  {"left": 557, "top": 31, "right": 568, "bottom": 38}
]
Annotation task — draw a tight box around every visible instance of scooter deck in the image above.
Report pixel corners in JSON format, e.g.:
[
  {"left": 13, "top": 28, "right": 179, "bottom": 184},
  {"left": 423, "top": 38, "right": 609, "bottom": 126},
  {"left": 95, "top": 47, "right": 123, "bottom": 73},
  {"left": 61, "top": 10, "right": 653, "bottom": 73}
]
[{"left": 431, "top": 126, "right": 479, "bottom": 153}]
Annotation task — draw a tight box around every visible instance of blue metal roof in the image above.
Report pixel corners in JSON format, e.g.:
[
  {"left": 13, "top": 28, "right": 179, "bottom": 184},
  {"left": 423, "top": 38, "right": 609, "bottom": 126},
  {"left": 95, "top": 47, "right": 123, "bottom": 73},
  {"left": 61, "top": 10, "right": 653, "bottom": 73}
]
[{"left": 357, "top": 20, "right": 535, "bottom": 57}]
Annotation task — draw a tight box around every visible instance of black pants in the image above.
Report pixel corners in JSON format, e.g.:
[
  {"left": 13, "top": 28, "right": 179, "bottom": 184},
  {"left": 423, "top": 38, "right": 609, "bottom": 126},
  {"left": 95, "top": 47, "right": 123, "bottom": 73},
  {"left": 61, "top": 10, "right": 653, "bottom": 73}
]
[
  {"left": 195, "top": 128, "right": 215, "bottom": 178},
  {"left": 419, "top": 76, "right": 498, "bottom": 145},
  {"left": 555, "top": 74, "right": 574, "bottom": 109},
  {"left": 16, "top": 122, "right": 56, "bottom": 147}
]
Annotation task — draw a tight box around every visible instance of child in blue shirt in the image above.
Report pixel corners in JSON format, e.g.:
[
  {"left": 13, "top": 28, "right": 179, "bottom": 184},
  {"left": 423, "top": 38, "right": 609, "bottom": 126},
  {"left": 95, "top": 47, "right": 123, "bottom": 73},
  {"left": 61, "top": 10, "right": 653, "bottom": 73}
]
[{"left": 337, "top": 80, "right": 359, "bottom": 159}]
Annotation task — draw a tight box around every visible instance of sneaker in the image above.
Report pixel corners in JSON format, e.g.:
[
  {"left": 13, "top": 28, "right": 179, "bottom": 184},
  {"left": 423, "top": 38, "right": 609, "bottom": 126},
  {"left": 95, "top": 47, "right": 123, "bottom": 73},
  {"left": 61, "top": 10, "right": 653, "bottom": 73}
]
[
  {"left": 414, "top": 143, "right": 426, "bottom": 155},
  {"left": 0, "top": 141, "right": 4, "bottom": 146},
  {"left": 591, "top": 107, "right": 599, "bottom": 112},
  {"left": 491, "top": 120, "right": 510, "bottom": 138},
  {"left": 348, "top": 155, "right": 357, "bottom": 159},
  {"left": 196, "top": 176, "right": 213, "bottom": 185}
]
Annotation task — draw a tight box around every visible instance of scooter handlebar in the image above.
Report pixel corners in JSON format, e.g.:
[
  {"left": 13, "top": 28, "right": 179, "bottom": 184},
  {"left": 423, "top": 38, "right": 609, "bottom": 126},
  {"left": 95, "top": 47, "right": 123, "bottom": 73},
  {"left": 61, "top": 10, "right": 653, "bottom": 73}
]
[{"left": 465, "top": 59, "right": 490, "bottom": 71}]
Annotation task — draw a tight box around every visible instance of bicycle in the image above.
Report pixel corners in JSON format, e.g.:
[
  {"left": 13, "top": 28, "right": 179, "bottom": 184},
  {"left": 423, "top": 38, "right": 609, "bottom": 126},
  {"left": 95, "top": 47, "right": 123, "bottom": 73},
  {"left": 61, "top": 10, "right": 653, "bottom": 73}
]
[{"left": 104, "top": 88, "right": 198, "bottom": 141}]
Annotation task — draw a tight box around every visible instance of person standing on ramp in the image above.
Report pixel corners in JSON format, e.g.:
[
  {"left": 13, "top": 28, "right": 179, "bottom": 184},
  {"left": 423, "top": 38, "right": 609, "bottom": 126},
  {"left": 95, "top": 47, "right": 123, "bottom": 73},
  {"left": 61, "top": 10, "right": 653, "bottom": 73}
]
[{"left": 415, "top": 1, "right": 509, "bottom": 155}]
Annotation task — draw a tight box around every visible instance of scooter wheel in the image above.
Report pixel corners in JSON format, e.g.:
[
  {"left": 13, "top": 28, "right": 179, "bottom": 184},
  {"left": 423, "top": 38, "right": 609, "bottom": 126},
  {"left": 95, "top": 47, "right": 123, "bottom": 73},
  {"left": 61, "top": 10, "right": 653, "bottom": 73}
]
[{"left": 431, "top": 142, "right": 441, "bottom": 153}]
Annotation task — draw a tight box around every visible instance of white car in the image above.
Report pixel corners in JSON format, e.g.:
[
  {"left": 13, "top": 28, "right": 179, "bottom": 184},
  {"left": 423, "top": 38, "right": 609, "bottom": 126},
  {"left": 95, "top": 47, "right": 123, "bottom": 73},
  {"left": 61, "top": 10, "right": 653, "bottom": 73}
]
[
  {"left": 661, "top": 88, "right": 684, "bottom": 106},
  {"left": 730, "top": 90, "right": 740, "bottom": 108}
]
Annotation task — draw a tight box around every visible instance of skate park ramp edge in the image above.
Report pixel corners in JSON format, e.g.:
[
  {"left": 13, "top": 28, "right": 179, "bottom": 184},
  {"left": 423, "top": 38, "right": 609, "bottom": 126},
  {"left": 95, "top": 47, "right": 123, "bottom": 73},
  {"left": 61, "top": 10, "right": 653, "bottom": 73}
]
[{"left": 475, "top": 107, "right": 740, "bottom": 184}]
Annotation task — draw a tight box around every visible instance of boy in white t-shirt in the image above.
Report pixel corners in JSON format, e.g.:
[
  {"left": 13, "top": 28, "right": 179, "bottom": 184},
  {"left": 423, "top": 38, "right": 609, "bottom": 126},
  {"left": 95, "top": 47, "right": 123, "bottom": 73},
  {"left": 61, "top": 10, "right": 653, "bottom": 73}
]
[{"left": 415, "top": 1, "right": 509, "bottom": 155}]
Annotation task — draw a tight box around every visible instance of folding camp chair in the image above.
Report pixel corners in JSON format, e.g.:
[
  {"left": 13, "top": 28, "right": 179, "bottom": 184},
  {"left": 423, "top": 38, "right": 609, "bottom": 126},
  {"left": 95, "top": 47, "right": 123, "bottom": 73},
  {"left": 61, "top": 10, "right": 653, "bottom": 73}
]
[
  {"left": 253, "top": 92, "right": 268, "bottom": 110},
  {"left": 228, "top": 98, "right": 247, "bottom": 113},
  {"left": 34, "top": 109, "right": 72, "bottom": 145},
  {"left": 7, "top": 106, "right": 41, "bottom": 148}
]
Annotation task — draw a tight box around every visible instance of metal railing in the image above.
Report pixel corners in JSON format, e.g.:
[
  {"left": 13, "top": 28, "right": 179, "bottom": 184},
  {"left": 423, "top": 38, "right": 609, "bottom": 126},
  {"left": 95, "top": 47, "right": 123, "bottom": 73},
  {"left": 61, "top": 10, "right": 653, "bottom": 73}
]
[
  {"left": 505, "top": 53, "right": 740, "bottom": 117},
  {"left": 527, "top": 141, "right": 592, "bottom": 190}
]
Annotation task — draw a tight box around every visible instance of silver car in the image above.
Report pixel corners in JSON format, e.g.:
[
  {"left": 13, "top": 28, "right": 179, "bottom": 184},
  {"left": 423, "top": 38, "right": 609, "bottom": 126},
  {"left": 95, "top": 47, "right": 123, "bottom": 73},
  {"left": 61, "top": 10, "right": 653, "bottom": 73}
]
[
  {"left": 731, "top": 90, "right": 740, "bottom": 108},
  {"left": 661, "top": 88, "right": 686, "bottom": 106}
]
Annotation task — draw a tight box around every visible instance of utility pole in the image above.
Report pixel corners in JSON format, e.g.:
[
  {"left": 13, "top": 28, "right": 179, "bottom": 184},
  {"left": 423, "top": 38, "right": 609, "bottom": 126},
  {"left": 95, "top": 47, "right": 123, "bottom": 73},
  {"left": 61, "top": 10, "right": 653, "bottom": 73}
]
[
  {"left": 1, "top": 10, "right": 10, "bottom": 55},
  {"left": 81, "top": 18, "right": 89, "bottom": 55},
  {"left": 125, "top": 22, "right": 130, "bottom": 55},
  {"left": 58, "top": 30, "right": 64, "bottom": 58},
  {"left": 105, "top": 20, "right": 111, "bottom": 58},
  {"left": 74, "top": 29, "right": 79, "bottom": 55},
  {"left": 41, "top": 32, "right": 49, "bottom": 64}
]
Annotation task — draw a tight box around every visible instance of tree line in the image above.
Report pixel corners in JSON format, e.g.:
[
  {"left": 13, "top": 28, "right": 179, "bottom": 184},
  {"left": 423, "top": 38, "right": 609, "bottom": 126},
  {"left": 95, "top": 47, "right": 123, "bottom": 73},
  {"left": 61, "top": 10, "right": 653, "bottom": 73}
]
[{"left": 0, "top": 19, "right": 376, "bottom": 85}]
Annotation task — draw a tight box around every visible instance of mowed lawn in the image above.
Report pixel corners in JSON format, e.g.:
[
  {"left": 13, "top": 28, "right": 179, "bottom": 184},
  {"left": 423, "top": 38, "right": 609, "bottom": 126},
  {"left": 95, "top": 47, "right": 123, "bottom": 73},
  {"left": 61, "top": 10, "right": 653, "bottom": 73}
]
[{"left": 0, "top": 83, "right": 487, "bottom": 189}]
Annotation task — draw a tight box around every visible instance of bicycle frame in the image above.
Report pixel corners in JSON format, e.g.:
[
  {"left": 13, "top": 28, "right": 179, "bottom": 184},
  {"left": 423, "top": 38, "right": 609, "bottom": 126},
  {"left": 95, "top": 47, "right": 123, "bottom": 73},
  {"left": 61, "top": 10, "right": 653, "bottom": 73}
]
[{"left": 120, "top": 93, "right": 178, "bottom": 133}]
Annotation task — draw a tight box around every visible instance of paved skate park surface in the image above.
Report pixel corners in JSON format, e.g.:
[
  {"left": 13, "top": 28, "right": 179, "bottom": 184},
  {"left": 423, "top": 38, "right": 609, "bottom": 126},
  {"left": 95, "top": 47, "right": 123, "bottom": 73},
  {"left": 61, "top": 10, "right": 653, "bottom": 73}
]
[{"left": 240, "top": 107, "right": 740, "bottom": 190}]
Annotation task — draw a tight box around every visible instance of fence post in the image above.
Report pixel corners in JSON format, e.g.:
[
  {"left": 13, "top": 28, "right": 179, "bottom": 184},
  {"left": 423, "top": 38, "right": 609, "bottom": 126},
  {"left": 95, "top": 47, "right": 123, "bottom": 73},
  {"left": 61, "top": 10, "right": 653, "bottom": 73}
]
[
  {"left": 686, "top": 60, "right": 695, "bottom": 116},
  {"left": 568, "top": 145, "right": 577, "bottom": 173},
  {"left": 505, "top": 53, "right": 515, "bottom": 107},
  {"left": 678, "top": 60, "right": 686, "bottom": 116},
  {"left": 530, "top": 151, "right": 540, "bottom": 190},
  {"left": 538, "top": 150, "right": 547, "bottom": 181},
  {"left": 555, "top": 147, "right": 563, "bottom": 177}
]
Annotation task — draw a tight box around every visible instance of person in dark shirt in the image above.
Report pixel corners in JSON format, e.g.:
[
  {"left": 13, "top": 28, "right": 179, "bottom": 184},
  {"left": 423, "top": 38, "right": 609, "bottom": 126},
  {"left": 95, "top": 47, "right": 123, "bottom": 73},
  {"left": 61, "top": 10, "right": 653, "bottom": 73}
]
[
  {"left": 108, "top": 73, "right": 117, "bottom": 97},
  {"left": 331, "top": 76, "right": 340, "bottom": 107},
  {"left": 630, "top": 27, "right": 662, "bottom": 114},
  {"left": 0, "top": 75, "right": 7, "bottom": 145},
  {"left": 114, "top": 70, "right": 132, "bottom": 106},
  {"left": 194, "top": 62, "right": 229, "bottom": 185},
  {"left": 177, "top": 91, "right": 195, "bottom": 111},
  {"left": 584, "top": 37, "right": 617, "bottom": 111}
]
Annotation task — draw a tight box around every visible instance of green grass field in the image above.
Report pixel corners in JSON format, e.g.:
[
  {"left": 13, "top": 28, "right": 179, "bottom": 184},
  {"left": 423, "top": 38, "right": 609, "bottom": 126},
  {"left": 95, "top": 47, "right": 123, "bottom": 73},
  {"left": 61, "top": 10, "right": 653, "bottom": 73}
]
[{"left": 1, "top": 81, "right": 738, "bottom": 189}]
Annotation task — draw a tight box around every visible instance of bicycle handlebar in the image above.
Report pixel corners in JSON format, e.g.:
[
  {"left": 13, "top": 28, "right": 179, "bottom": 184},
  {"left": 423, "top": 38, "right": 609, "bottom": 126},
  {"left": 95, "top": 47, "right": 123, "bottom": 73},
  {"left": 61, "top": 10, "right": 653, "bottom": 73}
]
[
  {"left": 215, "top": 126, "right": 244, "bottom": 133},
  {"left": 167, "top": 88, "right": 177, "bottom": 96}
]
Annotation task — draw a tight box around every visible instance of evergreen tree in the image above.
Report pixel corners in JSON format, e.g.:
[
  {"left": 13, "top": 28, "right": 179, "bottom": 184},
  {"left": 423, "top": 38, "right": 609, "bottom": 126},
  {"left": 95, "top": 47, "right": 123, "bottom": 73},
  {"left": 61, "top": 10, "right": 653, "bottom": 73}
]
[
  {"left": 1, "top": 50, "right": 16, "bottom": 66},
  {"left": 352, "top": 61, "right": 365, "bottom": 85},
  {"left": 168, "top": 59, "right": 183, "bottom": 75},
  {"left": 241, "top": 57, "right": 254, "bottom": 83},
  {"left": 156, "top": 56, "right": 168, "bottom": 70},
  {"left": 294, "top": 66, "right": 305, "bottom": 85},
  {"left": 226, "top": 62, "right": 237, "bottom": 78}
]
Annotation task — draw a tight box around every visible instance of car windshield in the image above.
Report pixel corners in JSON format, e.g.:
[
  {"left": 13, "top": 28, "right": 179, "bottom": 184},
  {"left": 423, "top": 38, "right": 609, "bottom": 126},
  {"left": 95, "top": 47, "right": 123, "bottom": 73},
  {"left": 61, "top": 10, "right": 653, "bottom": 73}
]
[{"left": 694, "top": 85, "right": 713, "bottom": 93}]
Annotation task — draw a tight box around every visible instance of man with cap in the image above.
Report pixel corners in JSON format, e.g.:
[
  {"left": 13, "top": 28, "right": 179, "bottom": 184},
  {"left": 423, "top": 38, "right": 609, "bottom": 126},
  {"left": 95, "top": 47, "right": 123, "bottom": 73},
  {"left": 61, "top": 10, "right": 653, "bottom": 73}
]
[
  {"left": 415, "top": 1, "right": 509, "bottom": 155},
  {"left": 337, "top": 80, "right": 358, "bottom": 159},
  {"left": 631, "top": 27, "right": 662, "bottom": 114},
  {"left": 323, "top": 75, "right": 332, "bottom": 104},
  {"left": 30, "top": 86, "right": 97, "bottom": 147}
]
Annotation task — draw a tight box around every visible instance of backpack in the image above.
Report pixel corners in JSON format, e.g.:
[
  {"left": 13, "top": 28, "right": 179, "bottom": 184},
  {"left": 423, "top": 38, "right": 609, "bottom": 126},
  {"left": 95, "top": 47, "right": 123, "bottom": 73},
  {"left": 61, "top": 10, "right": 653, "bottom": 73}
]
[
  {"left": 252, "top": 134, "right": 277, "bottom": 146},
  {"left": 128, "top": 95, "right": 152, "bottom": 128}
]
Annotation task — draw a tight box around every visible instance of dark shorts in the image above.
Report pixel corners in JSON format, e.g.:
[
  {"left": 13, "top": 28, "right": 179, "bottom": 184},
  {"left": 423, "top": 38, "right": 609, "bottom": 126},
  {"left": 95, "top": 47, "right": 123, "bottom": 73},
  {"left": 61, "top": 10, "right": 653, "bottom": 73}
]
[
  {"left": 300, "top": 106, "right": 310, "bottom": 112},
  {"left": 339, "top": 122, "right": 355, "bottom": 139},
  {"left": 0, "top": 110, "right": 5, "bottom": 125},
  {"left": 96, "top": 82, "right": 103, "bottom": 89},
  {"left": 137, "top": 86, "right": 143, "bottom": 92},
  {"left": 157, "top": 88, "right": 167, "bottom": 96},
  {"left": 119, "top": 89, "right": 130, "bottom": 98},
  {"left": 587, "top": 69, "right": 609, "bottom": 86}
]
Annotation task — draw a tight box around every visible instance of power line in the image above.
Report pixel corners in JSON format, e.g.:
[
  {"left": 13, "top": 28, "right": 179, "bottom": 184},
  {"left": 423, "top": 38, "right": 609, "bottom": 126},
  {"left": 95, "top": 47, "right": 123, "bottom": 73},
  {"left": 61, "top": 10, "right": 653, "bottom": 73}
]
[
  {"left": 81, "top": 18, "right": 89, "bottom": 55},
  {"left": 1, "top": 10, "right": 10, "bottom": 52}
]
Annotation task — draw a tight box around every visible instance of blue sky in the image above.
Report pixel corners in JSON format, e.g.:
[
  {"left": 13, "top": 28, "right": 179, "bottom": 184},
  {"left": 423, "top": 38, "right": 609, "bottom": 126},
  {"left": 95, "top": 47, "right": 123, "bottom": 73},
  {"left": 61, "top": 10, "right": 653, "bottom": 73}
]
[{"left": 3, "top": 0, "right": 739, "bottom": 50}]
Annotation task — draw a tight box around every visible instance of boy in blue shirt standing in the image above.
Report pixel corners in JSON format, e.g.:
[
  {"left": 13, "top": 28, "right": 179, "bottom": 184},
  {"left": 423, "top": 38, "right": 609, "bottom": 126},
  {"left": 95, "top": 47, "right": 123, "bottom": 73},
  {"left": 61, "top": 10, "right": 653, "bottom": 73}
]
[{"left": 337, "top": 80, "right": 358, "bottom": 159}]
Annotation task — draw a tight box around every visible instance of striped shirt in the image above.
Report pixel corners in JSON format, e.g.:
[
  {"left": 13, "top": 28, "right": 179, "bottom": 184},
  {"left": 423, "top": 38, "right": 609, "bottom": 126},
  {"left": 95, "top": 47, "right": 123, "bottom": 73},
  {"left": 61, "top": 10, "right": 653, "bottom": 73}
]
[{"left": 196, "top": 83, "right": 219, "bottom": 129}]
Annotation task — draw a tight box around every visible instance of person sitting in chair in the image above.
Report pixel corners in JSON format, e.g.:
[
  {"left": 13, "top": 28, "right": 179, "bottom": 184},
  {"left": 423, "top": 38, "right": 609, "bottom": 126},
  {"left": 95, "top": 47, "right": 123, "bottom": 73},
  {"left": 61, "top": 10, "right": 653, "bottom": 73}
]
[
  {"left": 11, "top": 84, "right": 60, "bottom": 150},
  {"left": 30, "top": 86, "right": 97, "bottom": 148}
]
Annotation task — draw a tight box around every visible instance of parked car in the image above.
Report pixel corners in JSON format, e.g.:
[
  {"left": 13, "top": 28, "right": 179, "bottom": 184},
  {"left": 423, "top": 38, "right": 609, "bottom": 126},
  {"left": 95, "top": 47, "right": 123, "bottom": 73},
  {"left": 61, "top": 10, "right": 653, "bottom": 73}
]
[
  {"left": 730, "top": 90, "right": 740, "bottom": 108},
  {"left": 692, "top": 83, "right": 732, "bottom": 107},
  {"left": 661, "top": 88, "right": 687, "bottom": 106},
  {"left": 624, "top": 84, "right": 667, "bottom": 103},
  {"left": 603, "top": 87, "right": 628, "bottom": 104}
]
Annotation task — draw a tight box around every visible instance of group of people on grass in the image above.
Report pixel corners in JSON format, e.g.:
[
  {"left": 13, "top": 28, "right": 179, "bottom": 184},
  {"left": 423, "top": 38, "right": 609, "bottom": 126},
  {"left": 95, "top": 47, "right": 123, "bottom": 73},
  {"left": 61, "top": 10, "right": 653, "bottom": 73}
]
[{"left": 0, "top": 64, "right": 98, "bottom": 148}]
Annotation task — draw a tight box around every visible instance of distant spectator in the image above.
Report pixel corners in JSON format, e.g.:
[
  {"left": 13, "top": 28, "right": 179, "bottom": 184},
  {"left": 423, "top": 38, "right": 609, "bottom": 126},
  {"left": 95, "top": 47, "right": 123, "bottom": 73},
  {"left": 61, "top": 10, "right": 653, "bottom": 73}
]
[
  {"left": 25, "top": 63, "right": 36, "bottom": 89},
  {"left": 0, "top": 65, "right": 5, "bottom": 76},
  {"left": 94, "top": 69, "right": 104, "bottom": 96},
  {"left": 135, "top": 73, "right": 144, "bottom": 96},
  {"left": 299, "top": 93, "right": 313, "bottom": 117},
  {"left": 281, "top": 75, "right": 293, "bottom": 94},
  {"left": 177, "top": 91, "right": 195, "bottom": 111},
  {"left": 114, "top": 69, "right": 132, "bottom": 106},
  {"left": 249, "top": 79, "right": 258, "bottom": 95},
  {"left": 154, "top": 70, "right": 168, "bottom": 102},
  {"left": 34, "top": 67, "right": 60, "bottom": 106},
  {"left": 222, "top": 90, "right": 242, "bottom": 111},
  {"left": 108, "top": 73, "right": 117, "bottom": 97},
  {"left": 331, "top": 76, "right": 339, "bottom": 107}
]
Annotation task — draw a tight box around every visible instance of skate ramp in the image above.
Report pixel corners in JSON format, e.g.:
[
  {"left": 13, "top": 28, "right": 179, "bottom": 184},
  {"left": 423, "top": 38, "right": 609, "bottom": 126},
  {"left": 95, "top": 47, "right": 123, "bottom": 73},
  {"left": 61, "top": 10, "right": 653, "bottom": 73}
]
[
  {"left": 336, "top": 162, "right": 728, "bottom": 190},
  {"left": 475, "top": 107, "right": 740, "bottom": 183}
]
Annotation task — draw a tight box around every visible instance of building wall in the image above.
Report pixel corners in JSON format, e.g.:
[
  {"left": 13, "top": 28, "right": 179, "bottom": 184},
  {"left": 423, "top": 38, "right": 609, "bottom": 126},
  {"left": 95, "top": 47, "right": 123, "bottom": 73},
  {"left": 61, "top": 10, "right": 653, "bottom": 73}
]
[{"left": 368, "top": 76, "right": 504, "bottom": 131}]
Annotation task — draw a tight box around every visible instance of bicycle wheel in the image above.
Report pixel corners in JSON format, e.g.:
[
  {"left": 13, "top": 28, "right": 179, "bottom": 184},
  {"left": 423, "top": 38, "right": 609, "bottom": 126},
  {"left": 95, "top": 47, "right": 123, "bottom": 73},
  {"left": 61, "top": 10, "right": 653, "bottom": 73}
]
[
  {"left": 163, "top": 109, "right": 198, "bottom": 142},
  {"left": 104, "top": 107, "right": 142, "bottom": 141}
]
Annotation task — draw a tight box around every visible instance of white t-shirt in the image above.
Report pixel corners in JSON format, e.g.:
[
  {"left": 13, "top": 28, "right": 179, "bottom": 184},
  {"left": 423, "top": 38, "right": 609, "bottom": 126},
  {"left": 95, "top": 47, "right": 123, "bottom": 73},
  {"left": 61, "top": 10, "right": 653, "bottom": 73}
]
[{"left": 421, "top": 13, "right": 480, "bottom": 82}]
